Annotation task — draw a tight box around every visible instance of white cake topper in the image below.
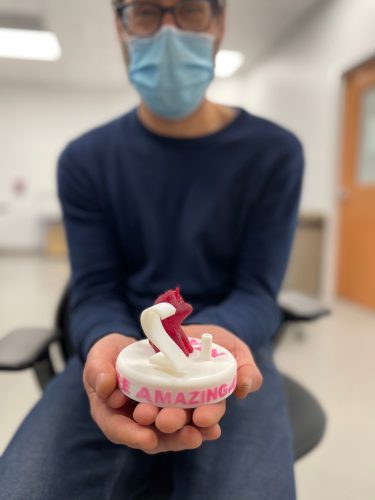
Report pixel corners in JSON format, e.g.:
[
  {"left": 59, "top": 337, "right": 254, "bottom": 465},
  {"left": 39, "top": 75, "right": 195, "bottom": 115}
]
[{"left": 116, "top": 299, "right": 237, "bottom": 408}]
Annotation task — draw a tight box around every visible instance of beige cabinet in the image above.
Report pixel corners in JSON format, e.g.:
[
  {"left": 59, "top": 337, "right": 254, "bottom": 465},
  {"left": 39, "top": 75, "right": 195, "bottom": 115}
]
[
  {"left": 283, "top": 213, "right": 325, "bottom": 297},
  {"left": 44, "top": 214, "right": 326, "bottom": 297}
]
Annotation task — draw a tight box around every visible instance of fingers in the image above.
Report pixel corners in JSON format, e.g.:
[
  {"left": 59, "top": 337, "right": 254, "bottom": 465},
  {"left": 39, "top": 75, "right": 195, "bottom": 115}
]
[
  {"left": 90, "top": 388, "right": 222, "bottom": 453},
  {"left": 92, "top": 397, "right": 221, "bottom": 454},
  {"left": 192, "top": 401, "right": 226, "bottom": 427},
  {"left": 154, "top": 408, "right": 192, "bottom": 433},
  {"left": 89, "top": 393, "right": 158, "bottom": 450},
  {"left": 132, "top": 405, "right": 193, "bottom": 434},
  {"left": 145, "top": 422, "right": 222, "bottom": 455},
  {"left": 198, "top": 423, "right": 222, "bottom": 441},
  {"left": 83, "top": 333, "right": 225, "bottom": 454},
  {"left": 163, "top": 425, "right": 202, "bottom": 450},
  {"left": 133, "top": 403, "right": 160, "bottom": 426},
  {"left": 144, "top": 425, "right": 203, "bottom": 455},
  {"left": 134, "top": 402, "right": 224, "bottom": 438},
  {"left": 106, "top": 389, "right": 130, "bottom": 409}
]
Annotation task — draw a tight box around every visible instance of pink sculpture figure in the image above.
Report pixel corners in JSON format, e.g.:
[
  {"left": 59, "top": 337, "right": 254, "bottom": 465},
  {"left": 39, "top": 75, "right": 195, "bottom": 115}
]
[{"left": 149, "top": 287, "right": 194, "bottom": 356}]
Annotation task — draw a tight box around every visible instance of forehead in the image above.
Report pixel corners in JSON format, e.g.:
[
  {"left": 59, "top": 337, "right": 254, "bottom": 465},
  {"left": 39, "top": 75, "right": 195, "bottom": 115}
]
[
  {"left": 122, "top": 0, "right": 181, "bottom": 3},
  {"left": 121, "top": 0, "right": 212, "bottom": 4}
]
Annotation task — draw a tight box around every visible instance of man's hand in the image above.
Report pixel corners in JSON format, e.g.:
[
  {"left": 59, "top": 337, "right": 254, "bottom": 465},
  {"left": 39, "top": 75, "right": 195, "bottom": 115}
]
[
  {"left": 183, "top": 324, "right": 263, "bottom": 398},
  {"left": 83, "top": 334, "right": 222, "bottom": 454}
]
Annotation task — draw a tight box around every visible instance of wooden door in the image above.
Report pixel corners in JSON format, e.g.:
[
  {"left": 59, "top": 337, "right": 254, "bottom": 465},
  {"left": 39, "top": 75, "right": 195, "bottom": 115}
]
[{"left": 337, "top": 58, "right": 375, "bottom": 309}]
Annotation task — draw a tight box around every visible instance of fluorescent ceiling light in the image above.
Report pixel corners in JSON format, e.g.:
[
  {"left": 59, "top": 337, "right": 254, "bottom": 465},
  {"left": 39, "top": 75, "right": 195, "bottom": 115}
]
[
  {"left": 0, "top": 27, "right": 61, "bottom": 61},
  {"left": 215, "top": 50, "right": 245, "bottom": 79}
]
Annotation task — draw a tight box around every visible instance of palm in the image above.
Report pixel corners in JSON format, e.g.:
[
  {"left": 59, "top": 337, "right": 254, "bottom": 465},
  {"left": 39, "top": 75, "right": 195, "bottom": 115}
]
[
  {"left": 182, "top": 324, "right": 263, "bottom": 398},
  {"left": 83, "top": 333, "right": 223, "bottom": 453}
]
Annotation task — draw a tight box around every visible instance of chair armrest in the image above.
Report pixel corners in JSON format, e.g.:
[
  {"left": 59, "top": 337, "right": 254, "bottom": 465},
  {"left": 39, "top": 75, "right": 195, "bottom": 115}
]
[
  {"left": 278, "top": 290, "right": 331, "bottom": 322},
  {"left": 0, "top": 328, "right": 58, "bottom": 371}
]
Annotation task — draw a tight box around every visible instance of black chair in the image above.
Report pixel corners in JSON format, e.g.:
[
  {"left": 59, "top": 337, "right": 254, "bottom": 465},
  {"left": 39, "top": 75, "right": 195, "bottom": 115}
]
[{"left": 0, "top": 287, "right": 329, "bottom": 467}]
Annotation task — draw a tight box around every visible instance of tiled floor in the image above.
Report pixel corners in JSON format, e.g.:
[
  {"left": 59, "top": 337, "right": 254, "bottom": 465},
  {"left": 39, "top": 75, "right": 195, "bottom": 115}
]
[{"left": 0, "top": 256, "right": 374, "bottom": 499}]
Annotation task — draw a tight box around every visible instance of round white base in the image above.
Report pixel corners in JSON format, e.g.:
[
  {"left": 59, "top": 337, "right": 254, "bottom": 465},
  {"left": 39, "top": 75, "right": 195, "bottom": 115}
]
[{"left": 116, "top": 337, "right": 237, "bottom": 408}]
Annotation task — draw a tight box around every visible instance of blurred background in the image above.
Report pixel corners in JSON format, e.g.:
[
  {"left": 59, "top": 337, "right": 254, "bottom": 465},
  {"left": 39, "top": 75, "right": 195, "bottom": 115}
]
[{"left": 0, "top": 0, "right": 374, "bottom": 498}]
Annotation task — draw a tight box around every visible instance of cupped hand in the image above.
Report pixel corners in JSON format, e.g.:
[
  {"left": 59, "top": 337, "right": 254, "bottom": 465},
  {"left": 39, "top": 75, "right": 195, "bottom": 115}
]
[
  {"left": 83, "top": 333, "right": 221, "bottom": 454},
  {"left": 131, "top": 324, "right": 263, "bottom": 451},
  {"left": 183, "top": 324, "right": 263, "bottom": 399}
]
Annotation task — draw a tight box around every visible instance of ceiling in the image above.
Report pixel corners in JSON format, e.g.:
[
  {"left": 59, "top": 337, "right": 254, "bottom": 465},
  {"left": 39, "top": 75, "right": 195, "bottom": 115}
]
[{"left": 0, "top": 0, "right": 330, "bottom": 89}]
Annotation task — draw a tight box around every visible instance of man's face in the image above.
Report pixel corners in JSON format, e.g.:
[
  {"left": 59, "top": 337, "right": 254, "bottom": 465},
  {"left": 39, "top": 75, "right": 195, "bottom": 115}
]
[{"left": 114, "top": 0, "right": 225, "bottom": 66}]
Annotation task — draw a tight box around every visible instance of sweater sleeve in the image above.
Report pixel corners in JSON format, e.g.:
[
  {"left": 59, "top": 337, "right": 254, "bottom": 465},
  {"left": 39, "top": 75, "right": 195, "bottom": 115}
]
[
  {"left": 57, "top": 145, "right": 143, "bottom": 361},
  {"left": 183, "top": 139, "right": 305, "bottom": 351}
]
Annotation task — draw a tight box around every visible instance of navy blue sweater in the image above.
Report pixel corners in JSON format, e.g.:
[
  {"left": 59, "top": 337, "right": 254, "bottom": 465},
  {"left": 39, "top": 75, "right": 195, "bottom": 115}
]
[{"left": 57, "top": 107, "right": 304, "bottom": 361}]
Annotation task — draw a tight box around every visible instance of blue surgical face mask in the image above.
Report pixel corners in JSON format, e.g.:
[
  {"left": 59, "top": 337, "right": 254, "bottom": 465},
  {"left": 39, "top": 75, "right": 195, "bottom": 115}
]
[{"left": 127, "top": 25, "right": 215, "bottom": 120}]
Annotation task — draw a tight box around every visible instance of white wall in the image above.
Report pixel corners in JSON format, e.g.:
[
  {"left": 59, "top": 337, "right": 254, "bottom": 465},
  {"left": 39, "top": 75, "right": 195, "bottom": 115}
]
[
  {"left": 245, "top": 0, "right": 375, "bottom": 213},
  {"left": 0, "top": 84, "right": 138, "bottom": 250},
  {"left": 0, "top": 76, "right": 246, "bottom": 251},
  {"left": 244, "top": 0, "right": 375, "bottom": 298},
  {"left": 2, "top": 0, "right": 374, "bottom": 268}
]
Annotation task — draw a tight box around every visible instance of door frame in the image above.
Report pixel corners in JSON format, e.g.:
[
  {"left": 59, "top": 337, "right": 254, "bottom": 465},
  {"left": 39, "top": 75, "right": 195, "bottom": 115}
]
[{"left": 335, "top": 55, "right": 375, "bottom": 306}]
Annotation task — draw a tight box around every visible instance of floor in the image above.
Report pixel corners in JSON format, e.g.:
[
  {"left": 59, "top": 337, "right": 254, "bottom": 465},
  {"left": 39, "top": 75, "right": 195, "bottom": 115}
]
[{"left": 0, "top": 256, "right": 374, "bottom": 499}]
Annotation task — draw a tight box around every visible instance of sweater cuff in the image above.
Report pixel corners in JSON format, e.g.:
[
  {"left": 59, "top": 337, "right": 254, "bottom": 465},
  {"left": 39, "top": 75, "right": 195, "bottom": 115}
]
[{"left": 182, "top": 303, "right": 283, "bottom": 352}]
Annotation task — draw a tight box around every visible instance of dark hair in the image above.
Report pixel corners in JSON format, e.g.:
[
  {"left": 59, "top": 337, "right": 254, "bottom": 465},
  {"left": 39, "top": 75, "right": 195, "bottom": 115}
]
[
  {"left": 112, "top": 0, "right": 226, "bottom": 10},
  {"left": 211, "top": 0, "right": 226, "bottom": 9}
]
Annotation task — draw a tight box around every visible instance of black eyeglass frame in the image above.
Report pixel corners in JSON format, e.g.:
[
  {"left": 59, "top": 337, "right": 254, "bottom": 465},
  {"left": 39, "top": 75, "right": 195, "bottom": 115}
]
[{"left": 114, "top": 0, "right": 221, "bottom": 37}]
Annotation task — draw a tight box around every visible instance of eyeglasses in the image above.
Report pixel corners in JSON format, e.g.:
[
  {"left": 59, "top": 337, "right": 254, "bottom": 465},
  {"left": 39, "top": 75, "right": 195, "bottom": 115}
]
[{"left": 115, "top": 1, "right": 218, "bottom": 37}]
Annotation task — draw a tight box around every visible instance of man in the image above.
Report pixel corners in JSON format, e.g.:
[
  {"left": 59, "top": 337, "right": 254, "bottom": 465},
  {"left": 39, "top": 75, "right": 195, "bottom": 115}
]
[{"left": 0, "top": 1, "right": 303, "bottom": 498}]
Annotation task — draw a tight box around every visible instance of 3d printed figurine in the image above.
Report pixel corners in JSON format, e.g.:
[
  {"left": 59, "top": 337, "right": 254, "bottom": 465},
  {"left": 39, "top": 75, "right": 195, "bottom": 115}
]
[{"left": 116, "top": 288, "right": 237, "bottom": 408}]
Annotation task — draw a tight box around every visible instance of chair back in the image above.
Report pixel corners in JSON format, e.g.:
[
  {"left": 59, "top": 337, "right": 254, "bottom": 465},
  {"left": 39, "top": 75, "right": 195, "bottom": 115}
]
[{"left": 54, "top": 284, "right": 74, "bottom": 361}]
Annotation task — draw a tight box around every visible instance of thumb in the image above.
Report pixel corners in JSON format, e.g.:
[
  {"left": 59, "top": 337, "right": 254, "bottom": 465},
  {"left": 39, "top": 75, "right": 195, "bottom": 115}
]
[
  {"left": 84, "top": 333, "right": 136, "bottom": 401},
  {"left": 233, "top": 341, "right": 263, "bottom": 399}
]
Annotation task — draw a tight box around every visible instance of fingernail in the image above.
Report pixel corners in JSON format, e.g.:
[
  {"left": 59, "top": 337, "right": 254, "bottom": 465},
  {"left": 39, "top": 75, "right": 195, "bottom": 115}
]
[
  {"left": 95, "top": 372, "right": 107, "bottom": 392},
  {"left": 242, "top": 378, "right": 253, "bottom": 394}
]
